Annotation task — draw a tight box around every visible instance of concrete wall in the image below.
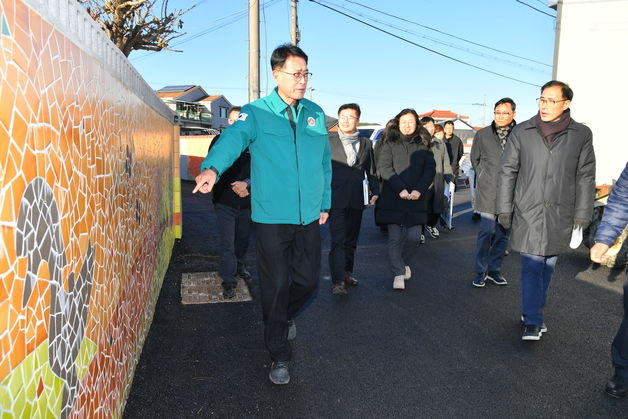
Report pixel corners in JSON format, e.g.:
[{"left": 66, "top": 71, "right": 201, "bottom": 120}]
[
  {"left": 179, "top": 135, "right": 215, "bottom": 180},
  {"left": 0, "top": 0, "right": 180, "bottom": 416},
  {"left": 553, "top": 0, "right": 628, "bottom": 184}
]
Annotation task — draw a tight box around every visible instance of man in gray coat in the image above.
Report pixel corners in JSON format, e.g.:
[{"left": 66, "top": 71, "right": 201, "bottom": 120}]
[
  {"left": 471, "top": 98, "right": 516, "bottom": 288},
  {"left": 496, "top": 81, "right": 596, "bottom": 341}
]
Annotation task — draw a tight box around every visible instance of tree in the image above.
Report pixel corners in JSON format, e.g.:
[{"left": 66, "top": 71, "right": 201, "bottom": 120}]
[{"left": 78, "top": 0, "right": 193, "bottom": 57}]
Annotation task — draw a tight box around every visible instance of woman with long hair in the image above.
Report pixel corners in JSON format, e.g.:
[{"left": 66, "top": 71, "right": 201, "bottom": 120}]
[{"left": 375, "top": 109, "right": 436, "bottom": 290}]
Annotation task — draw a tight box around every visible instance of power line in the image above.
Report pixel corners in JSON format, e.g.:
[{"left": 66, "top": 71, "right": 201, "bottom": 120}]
[
  {"left": 323, "top": 0, "right": 548, "bottom": 73},
  {"left": 309, "top": 0, "right": 542, "bottom": 87},
  {"left": 514, "top": 0, "right": 556, "bottom": 18},
  {"left": 344, "top": 0, "right": 551, "bottom": 67},
  {"left": 130, "top": 0, "right": 282, "bottom": 61}
]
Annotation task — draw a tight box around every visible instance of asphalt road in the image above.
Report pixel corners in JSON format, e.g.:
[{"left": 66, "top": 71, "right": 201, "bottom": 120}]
[{"left": 124, "top": 181, "right": 627, "bottom": 418}]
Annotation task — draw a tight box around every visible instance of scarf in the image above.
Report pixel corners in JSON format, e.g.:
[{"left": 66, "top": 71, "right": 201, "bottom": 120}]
[
  {"left": 339, "top": 131, "right": 360, "bottom": 166},
  {"left": 534, "top": 109, "right": 571, "bottom": 144},
  {"left": 493, "top": 120, "right": 516, "bottom": 149}
]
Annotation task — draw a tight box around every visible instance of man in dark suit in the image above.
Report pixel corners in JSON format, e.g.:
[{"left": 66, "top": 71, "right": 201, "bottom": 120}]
[
  {"left": 443, "top": 120, "right": 464, "bottom": 185},
  {"left": 328, "top": 103, "right": 379, "bottom": 295}
]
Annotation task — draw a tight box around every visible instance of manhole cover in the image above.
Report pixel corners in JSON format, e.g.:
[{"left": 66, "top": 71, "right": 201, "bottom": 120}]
[{"left": 181, "top": 272, "right": 253, "bottom": 304}]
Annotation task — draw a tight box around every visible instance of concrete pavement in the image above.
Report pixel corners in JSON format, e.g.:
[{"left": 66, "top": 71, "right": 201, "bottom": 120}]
[{"left": 124, "top": 181, "right": 627, "bottom": 418}]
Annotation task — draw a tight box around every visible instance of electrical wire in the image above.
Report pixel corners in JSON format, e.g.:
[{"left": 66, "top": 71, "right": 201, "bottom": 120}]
[
  {"left": 343, "top": 0, "right": 551, "bottom": 67},
  {"left": 514, "top": 0, "right": 556, "bottom": 18},
  {"left": 130, "top": 0, "right": 282, "bottom": 61},
  {"left": 309, "top": 0, "right": 542, "bottom": 87},
  {"left": 322, "top": 0, "right": 548, "bottom": 73}
]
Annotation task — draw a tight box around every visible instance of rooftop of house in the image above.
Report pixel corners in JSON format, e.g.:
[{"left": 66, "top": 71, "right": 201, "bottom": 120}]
[
  {"left": 419, "top": 110, "right": 469, "bottom": 120},
  {"left": 199, "top": 95, "right": 223, "bottom": 102}
]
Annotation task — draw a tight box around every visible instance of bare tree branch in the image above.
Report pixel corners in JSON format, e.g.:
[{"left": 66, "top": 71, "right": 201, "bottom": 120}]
[{"left": 77, "top": 0, "right": 193, "bottom": 56}]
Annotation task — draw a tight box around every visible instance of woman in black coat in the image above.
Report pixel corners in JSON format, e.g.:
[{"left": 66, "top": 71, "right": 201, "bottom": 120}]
[{"left": 375, "top": 109, "right": 436, "bottom": 290}]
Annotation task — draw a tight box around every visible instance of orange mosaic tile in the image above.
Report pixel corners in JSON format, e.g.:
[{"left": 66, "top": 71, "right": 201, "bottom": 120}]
[{"left": 0, "top": 0, "right": 178, "bottom": 417}]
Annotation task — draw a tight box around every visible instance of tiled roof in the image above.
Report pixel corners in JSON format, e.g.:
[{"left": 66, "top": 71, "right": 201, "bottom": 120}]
[
  {"left": 200, "top": 95, "right": 222, "bottom": 102},
  {"left": 419, "top": 110, "right": 469, "bottom": 120},
  {"left": 156, "top": 91, "right": 182, "bottom": 98}
]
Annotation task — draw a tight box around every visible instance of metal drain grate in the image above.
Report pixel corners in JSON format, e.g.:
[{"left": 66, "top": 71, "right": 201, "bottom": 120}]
[{"left": 181, "top": 272, "right": 253, "bottom": 304}]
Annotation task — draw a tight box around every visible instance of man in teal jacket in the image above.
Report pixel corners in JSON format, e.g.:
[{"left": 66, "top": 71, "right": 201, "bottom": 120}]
[{"left": 194, "top": 44, "right": 331, "bottom": 385}]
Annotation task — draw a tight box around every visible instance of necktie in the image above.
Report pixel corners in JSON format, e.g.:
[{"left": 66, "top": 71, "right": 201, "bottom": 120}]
[{"left": 286, "top": 106, "right": 296, "bottom": 135}]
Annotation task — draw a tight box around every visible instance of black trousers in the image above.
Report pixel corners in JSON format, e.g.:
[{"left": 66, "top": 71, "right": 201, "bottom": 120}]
[
  {"left": 612, "top": 279, "right": 628, "bottom": 381},
  {"left": 214, "top": 203, "right": 251, "bottom": 288},
  {"left": 328, "top": 207, "right": 364, "bottom": 284},
  {"left": 255, "top": 221, "right": 321, "bottom": 361}
]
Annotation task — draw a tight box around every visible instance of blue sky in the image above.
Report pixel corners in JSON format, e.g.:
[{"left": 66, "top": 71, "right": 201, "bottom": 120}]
[{"left": 130, "top": 0, "right": 557, "bottom": 127}]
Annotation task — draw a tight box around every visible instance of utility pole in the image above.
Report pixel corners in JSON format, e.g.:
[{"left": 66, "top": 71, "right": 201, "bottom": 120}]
[
  {"left": 249, "top": 0, "right": 260, "bottom": 102},
  {"left": 472, "top": 96, "right": 487, "bottom": 126},
  {"left": 290, "top": 0, "right": 300, "bottom": 45}
]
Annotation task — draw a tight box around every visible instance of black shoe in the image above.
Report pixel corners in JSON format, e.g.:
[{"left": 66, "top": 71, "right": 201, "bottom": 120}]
[
  {"left": 471, "top": 212, "right": 480, "bottom": 223},
  {"left": 486, "top": 272, "right": 508, "bottom": 285},
  {"left": 331, "top": 282, "right": 348, "bottom": 296},
  {"left": 605, "top": 375, "right": 628, "bottom": 398},
  {"left": 222, "top": 285, "right": 236, "bottom": 299},
  {"left": 287, "top": 319, "right": 296, "bottom": 341},
  {"left": 269, "top": 361, "right": 290, "bottom": 385},
  {"left": 472, "top": 274, "right": 486, "bottom": 288},
  {"left": 522, "top": 324, "right": 542, "bottom": 341},
  {"left": 520, "top": 316, "right": 547, "bottom": 334},
  {"left": 425, "top": 226, "right": 439, "bottom": 238},
  {"left": 236, "top": 267, "right": 252, "bottom": 283}
]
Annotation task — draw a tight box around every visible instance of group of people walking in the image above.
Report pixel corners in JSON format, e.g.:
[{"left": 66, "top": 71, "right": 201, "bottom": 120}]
[{"left": 193, "top": 43, "right": 627, "bottom": 398}]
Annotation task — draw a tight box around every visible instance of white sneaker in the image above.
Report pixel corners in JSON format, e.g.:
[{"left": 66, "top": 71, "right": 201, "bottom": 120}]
[
  {"left": 393, "top": 275, "right": 405, "bottom": 290},
  {"left": 404, "top": 266, "right": 411, "bottom": 280},
  {"left": 426, "top": 226, "right": 440, "bottom": 238}
]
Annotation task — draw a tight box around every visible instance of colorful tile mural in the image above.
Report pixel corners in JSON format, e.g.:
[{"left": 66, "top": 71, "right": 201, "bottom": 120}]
[{"left": 0, "top": 0, "right": 179, "bottom": 417}]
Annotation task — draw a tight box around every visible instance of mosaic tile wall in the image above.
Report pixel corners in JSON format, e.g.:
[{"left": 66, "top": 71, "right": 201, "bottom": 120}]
[{"left": 0, "top": 0, "right": 179, "bottom": 416}]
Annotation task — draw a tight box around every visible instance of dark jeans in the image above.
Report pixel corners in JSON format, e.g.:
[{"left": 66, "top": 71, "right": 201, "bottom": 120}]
[
  {"left": 214, "top": 203, "right": 251, "bottom": 288},
  {"left": 612, "top": 278, "right": 628, "bottom": 381},
  {"left": 328, "top": 207, "right": 364, "bottom": 284},
  {"left": 256, "top": 221, "right": 321, "bottom": 361},
  {"left": 474, "top": 212, "right": 510, "bottom": 274},
  {"left": 387, "top": 224, "right": 422, "bottom": 277},
  {"left": 520, "top": 253, "right": 558, "bottom": 326}
]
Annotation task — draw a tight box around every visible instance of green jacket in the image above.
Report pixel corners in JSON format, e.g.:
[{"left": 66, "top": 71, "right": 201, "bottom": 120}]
[{"left": 201, "top": 88, "right": 332, "bottom": 225}]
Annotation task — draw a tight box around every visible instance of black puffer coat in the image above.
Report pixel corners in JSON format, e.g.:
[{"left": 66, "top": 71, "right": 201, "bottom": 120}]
[
  {"left": 375, "top": 135, "right": 436, "bottom": 226},
  {"left": 496, "top": 116, "right": 596, "bottom": 255}
]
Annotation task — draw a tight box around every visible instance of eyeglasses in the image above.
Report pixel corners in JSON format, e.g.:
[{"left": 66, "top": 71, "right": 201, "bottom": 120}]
[
  {"left": 494, "top": 112, "right": 513, "bottom": 117},
  {"left": 536, "top": 98, "right": 568, "bottom": 106},
  {"left": 278, "top": 70, "right": 312, "bottom": 81},
  {"left": 338, "top": 115, "right": 358, "bottom": 121}
]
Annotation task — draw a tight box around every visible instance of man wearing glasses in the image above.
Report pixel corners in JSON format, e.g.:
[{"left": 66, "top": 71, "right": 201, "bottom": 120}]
[
  {"left": 327, "top": 103, "right": 379, "bottom": 296},
  {"left": 496, "top": 80, "right": 596, "bottom": 341},
  {"left": 470, "top": 98, "right": 516, "bottom": 289},
  {"left": 194, "top": 44, "right": 331, "bottom": 384}
]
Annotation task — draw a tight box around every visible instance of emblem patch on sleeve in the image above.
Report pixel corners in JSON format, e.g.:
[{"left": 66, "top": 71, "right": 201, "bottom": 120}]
[
  {"left": 238, "top": 113, "right": 248, "bottom": 121},
  {"left": 307, "top": 117, "right": 316, "bottom": 126}
]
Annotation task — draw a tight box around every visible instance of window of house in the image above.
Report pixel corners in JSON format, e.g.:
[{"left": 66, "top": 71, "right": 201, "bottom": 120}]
[{"left": 219, "top": 107, "right": 228, "bottom": 118}]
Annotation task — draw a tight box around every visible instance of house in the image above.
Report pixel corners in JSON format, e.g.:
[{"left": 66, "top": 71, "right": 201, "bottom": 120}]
[
  {"left": 199, "top": 95, "right": 233, "bottom": 131},
  {"left": 419, "top": 109, "right": 477, "bottom": 144},
  {"left": 156, "top": 85, "right": 235, "bottom": 180},
  {"left": 155, "top": 85, "right": 233, "bottom": 134}
]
